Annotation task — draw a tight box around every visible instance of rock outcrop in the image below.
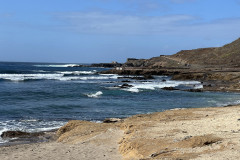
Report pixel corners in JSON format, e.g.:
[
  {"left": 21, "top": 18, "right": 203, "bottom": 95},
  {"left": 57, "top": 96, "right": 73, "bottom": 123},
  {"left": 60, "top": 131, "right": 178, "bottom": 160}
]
[
  {"left": 56, "top": 105, "right": 240, "bottom": 160},
  {"left": 101, "top": 38, "right": 240, "bottom": 92}
]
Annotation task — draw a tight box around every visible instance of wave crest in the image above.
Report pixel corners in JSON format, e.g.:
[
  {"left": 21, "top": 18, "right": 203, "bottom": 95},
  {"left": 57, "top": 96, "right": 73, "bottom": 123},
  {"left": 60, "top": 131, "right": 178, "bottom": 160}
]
[
  {"left": 0, "top": 74, "right": 118, "bottom": 82},
  {"left": 86, "top": 91, "right": 103, "bottom": 98},
  {"left": 34, "top": 64, "right": 79, "bottom": 68}
]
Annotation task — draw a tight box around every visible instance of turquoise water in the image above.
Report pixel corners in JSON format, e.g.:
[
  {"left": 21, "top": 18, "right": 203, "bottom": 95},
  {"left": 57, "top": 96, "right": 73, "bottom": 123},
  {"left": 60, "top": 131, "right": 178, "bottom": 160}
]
[{"left": 0, "top": 62, "right": 240, "bottom": 143}]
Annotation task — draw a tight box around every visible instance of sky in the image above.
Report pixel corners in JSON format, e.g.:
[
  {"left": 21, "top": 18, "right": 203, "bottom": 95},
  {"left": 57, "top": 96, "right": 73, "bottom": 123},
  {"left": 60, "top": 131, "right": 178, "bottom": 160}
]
[{"left": 0, "top": 0, "right": 240, "bottom": 63}]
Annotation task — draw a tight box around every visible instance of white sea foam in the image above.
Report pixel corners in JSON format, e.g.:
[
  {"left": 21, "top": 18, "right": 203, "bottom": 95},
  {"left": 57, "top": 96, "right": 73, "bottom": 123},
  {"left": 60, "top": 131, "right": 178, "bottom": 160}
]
[
  {"left": 80, "top": 75, "right": 118, "bottom": 80},
  {"left": 87, "top": 91, "right": 103, "bottom": 98},
  {"left": 0, "top": 128, "right": 9, "bottom": 144},
  {"left": 34, "top": 70, "right": 48, "bottom": 73},
  {"left": 0, "top": 120, "right": 66, "bottom": 144},
  {"left": 170, "top": 108, "right": 186, "bottom": 111},
  {"left": 58, "top": 70, "right": 96, "bottom": 75},
  {"left": 34, "top": 64, "right": 79, "bottom": 67},
  {"left": 218, "top": 99, "right": 240, "bottom": 107},
  {"left": 194, "top": 84, "right": 204, "bottom": 89},
  {"left": 27, "top": 126, "right": 64, "bottom": 132},
  {"left": 0, "top": 73, "right": 118, "bottom": 81},
  {"left": 123, "top": 88, "right": 140, "bottom": 93},
  {"left": 0, "top": 73, "right": 63, "bottom": 81},
  {"left": 122, "top": 80, "right": 202, "bottom": 92}
]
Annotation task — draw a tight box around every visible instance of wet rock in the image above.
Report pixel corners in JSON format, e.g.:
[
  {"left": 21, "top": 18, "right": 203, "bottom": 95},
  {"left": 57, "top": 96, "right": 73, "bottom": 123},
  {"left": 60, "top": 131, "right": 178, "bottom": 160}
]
[
  {"left": 103, "top": 118, "right": 122, "bottom": 123},
  {"left": 90, "top": 63, "right": 122, "bottom": 68},
  {"left": 118, "top": 75, "right": 154, "bottom": 80},
  {"left": 121, "top": 84, "right": 133, "bottom": 88},
  {"left": 1, "top": 131, "right": 44, "bottom": 139},
  {"left": 1, "top": 131, "right": 29, "bottom": 139},
  {"left": 114, "top": 83, "right": 133, "bottom": 88},
  {"left": 162, "top": 87, "right": 179, "bottom": 91},
  {"left": 184, "top": 89, "right": 203, "bottom": 92},
  {"left": 206, "top": 84, "right": 212, "bottom": 87}
]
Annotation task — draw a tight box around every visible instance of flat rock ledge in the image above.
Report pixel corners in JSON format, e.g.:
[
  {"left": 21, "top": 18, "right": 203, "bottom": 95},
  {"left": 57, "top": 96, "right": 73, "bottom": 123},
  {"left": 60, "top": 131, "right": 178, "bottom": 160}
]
[
  {"left": 55, "top": 105, "right": 240, "bottom": 160},
  {"left": 1, "top": 106, "right": 240, "bottom": 160}
]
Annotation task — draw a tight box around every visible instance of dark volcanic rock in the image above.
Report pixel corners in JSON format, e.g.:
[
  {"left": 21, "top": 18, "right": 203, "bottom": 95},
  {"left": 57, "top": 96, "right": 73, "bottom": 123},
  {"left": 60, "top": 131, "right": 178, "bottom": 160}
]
[
  {"left": 114, "top": 83, "right": 133, "bottom": 89},
  {"left": 72, "top": 62, "right": 122, "bottom": 68},
  {"left": 143, "top": 74, "right": 154, "bottom": 79},
  {"left": 91, "top": 62, "right": 122, "bottom": 68},
  {"left": 162, "top": 87, "right": 180, "bottom": 91},
  {"left": 1, "top": 130, "right": 57, "bottom": 146},
  {"left": 184, "top": 89, "right": 203, "bottom": 92},
  {"left": 103, "top": 118, "right": 122, "bottom": 123},
  {"left": 1, "top": 131, "right": 44, "bottom": 139},
  {"left": 121, "top": 83, "right": 133, "bottom": 88},
  {"left": 118, "top": 75, "right": 154, "bottom": 80},
  {"left": 124, "top": 58, "right": 146, "bottom": 67}
]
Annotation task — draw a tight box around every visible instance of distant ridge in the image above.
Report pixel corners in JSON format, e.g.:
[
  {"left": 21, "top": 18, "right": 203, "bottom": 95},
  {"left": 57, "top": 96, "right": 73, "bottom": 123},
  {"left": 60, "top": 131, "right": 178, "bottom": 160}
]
[
  {"left": 172, "top": 38, "right": 240, "bottom": 66},
  {"left": 123, "top": 38, "right": 240, "bottom": 68}
]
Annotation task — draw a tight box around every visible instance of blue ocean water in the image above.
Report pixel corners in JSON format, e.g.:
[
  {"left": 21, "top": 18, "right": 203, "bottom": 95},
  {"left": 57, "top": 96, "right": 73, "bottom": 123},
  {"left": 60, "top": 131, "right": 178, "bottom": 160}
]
[{"left": 0, "top": 62, "right": 240, "bottom": 143}]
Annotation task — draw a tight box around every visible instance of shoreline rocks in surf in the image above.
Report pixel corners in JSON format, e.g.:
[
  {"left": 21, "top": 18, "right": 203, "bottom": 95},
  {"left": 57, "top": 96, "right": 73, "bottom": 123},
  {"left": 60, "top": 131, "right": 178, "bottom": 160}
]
[{"left": 0, "top": 130, "right": 57, "bottom": 146}]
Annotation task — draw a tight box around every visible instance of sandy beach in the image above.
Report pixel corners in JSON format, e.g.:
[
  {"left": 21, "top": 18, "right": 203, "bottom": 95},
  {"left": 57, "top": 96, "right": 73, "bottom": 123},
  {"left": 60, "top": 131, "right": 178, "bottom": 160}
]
[{"left": 1, "top": 105, "right": 240, "bottom": 160}]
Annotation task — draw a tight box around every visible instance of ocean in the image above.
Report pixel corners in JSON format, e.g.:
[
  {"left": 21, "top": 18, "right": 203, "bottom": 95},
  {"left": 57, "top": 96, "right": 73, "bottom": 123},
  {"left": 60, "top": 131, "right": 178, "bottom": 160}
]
[{"left": 0, "top": 62, "right": 240, "bottom": 144}]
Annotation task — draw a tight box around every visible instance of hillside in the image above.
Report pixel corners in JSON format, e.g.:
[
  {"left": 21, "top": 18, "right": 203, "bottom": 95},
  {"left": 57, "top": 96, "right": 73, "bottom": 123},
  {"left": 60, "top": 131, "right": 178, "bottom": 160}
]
[
  {"left": 123, "top": 38, "right": 240, "bottom": 68},
  {"left": 172, "top": 38, "right": 240, "bottom": 67}
]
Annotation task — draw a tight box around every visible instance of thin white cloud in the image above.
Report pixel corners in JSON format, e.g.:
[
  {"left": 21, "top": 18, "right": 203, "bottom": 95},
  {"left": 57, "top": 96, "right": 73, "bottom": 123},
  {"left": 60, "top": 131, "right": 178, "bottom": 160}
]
[
  {"left": 53, "top": 12, "right": 240, "bottom": 40},
  {"left": 54, "top": 12, "right": 196, "bottom": 35}
]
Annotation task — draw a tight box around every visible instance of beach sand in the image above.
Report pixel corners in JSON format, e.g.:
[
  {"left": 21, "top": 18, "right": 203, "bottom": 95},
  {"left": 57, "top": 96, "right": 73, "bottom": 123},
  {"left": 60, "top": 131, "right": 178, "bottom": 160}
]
[
  {"left": 0, "top": 127, "right": 123, "bottom": 160},
  {"left": 1, "top": 105, "right": 240, "bottom": 160}
]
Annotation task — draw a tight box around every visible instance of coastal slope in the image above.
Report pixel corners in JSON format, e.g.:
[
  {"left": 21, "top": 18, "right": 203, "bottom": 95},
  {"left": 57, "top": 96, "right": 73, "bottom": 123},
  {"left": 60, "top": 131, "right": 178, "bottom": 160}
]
[{"left": 123, "top": 38, "right": 240, "bottom": 68}]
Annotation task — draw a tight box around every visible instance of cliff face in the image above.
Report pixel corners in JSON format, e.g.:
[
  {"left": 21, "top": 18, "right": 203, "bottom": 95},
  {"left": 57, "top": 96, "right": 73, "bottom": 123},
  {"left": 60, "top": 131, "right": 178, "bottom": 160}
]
[{"left": 123, "top": 38, "right": 240, "bottom": 68}]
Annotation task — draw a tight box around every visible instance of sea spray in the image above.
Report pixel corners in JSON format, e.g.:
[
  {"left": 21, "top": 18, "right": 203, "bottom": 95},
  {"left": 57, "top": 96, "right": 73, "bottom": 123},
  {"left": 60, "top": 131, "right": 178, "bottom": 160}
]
[{"left": 87, "top": 91, "right": 103, "bottom": 98}]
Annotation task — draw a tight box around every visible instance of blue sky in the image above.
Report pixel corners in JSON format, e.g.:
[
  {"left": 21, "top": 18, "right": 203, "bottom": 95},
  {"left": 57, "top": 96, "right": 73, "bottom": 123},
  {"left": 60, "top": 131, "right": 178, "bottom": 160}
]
[{"left": 0, "top": 0, "right": 240, "bottom": 63}]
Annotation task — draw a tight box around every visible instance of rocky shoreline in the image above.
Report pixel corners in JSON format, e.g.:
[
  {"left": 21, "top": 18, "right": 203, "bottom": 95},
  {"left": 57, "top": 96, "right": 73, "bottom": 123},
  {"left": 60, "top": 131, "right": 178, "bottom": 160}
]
[
  {"left": 99, "top": 38, "right": 240, "bottom": 92},
  {"left": 0, "top": 130, "right": 57, "bottom": 147},
  {"left": 1, "top": 38, "right": 240, "bottom": 159},
  {"left": 100, "top": 67, "right": 240, "bottom": 92},
  {"left": 1, "top": 105, "right": 240, "bottom": 160}
]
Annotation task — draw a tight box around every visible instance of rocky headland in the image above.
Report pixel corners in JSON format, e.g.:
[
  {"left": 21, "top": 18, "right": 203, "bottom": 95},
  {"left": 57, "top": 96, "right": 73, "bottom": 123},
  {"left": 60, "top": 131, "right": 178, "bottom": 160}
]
[{"left": 101, "top": 38, "right": 240, "bottom": 92}]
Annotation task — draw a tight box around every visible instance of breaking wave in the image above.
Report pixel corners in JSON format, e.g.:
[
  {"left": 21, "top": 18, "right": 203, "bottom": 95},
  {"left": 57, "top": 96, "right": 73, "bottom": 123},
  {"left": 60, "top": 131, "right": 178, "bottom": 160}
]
[
  {"left": 122, "top": 80, "right": 203, "bottom": 92},
  {"left": 0, "top": 73, "right": 118, "bottom": 82},
  {"left": 86, "top": 91, "right": 103, "bottom": 98},
  {"left": 57, "top": 70, "right": 97, "bottom": 75},
  {"left": 34, "top": 64, "right": 79, "bottom": 68},
  {"left": 0, "top": 119, "right": 66, "bottom": 144}
]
